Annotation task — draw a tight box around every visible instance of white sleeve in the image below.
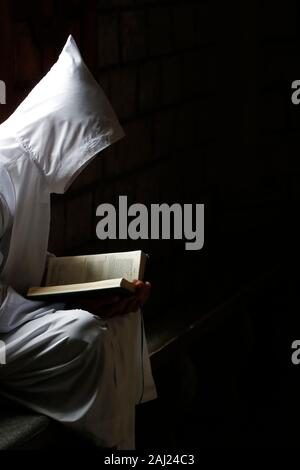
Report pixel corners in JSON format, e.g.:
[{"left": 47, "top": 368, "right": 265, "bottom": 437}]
[{"left": 0, "top": 195, "right": 59, "bottom": 333}]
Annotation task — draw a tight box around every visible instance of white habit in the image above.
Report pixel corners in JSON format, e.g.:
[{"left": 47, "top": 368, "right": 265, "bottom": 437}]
[{"left": 0, "top": 35, "right": 157, "bottom": 450}]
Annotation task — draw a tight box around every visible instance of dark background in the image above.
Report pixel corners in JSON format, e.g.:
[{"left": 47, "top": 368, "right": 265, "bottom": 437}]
[{"left": 1, "top": 0, "right": 300, "bottom": 448}]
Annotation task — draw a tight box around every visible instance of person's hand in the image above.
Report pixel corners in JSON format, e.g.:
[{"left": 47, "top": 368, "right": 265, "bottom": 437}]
[
  {"left": 131, "top": 279, "right": 151, "bottom": 306},
  {"left": 66, "top": 280, "right": 151, "bottom": 319}
]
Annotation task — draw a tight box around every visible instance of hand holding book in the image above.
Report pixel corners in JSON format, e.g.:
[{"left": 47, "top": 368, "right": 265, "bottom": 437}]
[
  {"left": 65, "top": 280, "right": 151, "bottom": 319},
  {"left": 27, "top": 251, "right": 149, "bottom": 300}
]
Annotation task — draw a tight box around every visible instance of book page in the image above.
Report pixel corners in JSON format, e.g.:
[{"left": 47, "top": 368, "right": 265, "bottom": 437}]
[
  {"left": 28, "top": 277, "right": 135, "bottom": 297},
  {"left": 46, "top": 258, "right": 88, "bottom": 286},
  {"left": 86, "top": 252, "right": 141, "bottom": 281},
  {"left": 45, "top": 251, "right": 143, "bottom": 286}
]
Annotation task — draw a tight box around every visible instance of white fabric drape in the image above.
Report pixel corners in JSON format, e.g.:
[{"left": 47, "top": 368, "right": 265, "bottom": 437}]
[{"left": 0, "top": 35, "right": 157, "bottom": 449}]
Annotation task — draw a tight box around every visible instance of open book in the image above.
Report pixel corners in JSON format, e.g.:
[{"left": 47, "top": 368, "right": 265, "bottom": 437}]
[{"left": 27, "top": 250, "right": 148, "bottom": 300}]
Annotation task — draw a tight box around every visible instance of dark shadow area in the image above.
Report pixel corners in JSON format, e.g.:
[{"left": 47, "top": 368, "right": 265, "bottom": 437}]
[{"left": 137, "top": 251, "right": 300, "bottom": 449}]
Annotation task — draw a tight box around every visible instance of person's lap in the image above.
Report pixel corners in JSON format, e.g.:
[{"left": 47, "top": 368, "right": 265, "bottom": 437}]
[{"left": 0, "top": 307, "right": 149, "bottom": 448}]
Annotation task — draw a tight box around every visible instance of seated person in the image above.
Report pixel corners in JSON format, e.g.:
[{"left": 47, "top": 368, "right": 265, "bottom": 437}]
[{"left": 0, "top": 36, "right": 157, "bottom": 450}]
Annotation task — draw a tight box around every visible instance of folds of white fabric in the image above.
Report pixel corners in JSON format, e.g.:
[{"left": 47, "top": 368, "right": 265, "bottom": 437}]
[{"left": 0, "top": 307, "right": 157, "bottom": 449}]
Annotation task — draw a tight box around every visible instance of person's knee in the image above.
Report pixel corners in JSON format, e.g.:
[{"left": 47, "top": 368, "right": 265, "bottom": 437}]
[{"left": 58, "top": 309, "right": 103, "bottom": 361}]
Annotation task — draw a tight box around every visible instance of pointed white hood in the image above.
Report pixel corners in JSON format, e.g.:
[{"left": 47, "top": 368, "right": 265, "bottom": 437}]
[
  {"left": 0, "top": 36, "right": 124, "bottom": 294},
  {"left": 2, "top": 35, "right": 124, "bottom": 194}
]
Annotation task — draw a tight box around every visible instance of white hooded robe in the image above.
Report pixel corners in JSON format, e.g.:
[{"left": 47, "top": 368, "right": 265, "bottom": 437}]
[{"left": 0, "top": 35, "right": 157, "bottom": 450}]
